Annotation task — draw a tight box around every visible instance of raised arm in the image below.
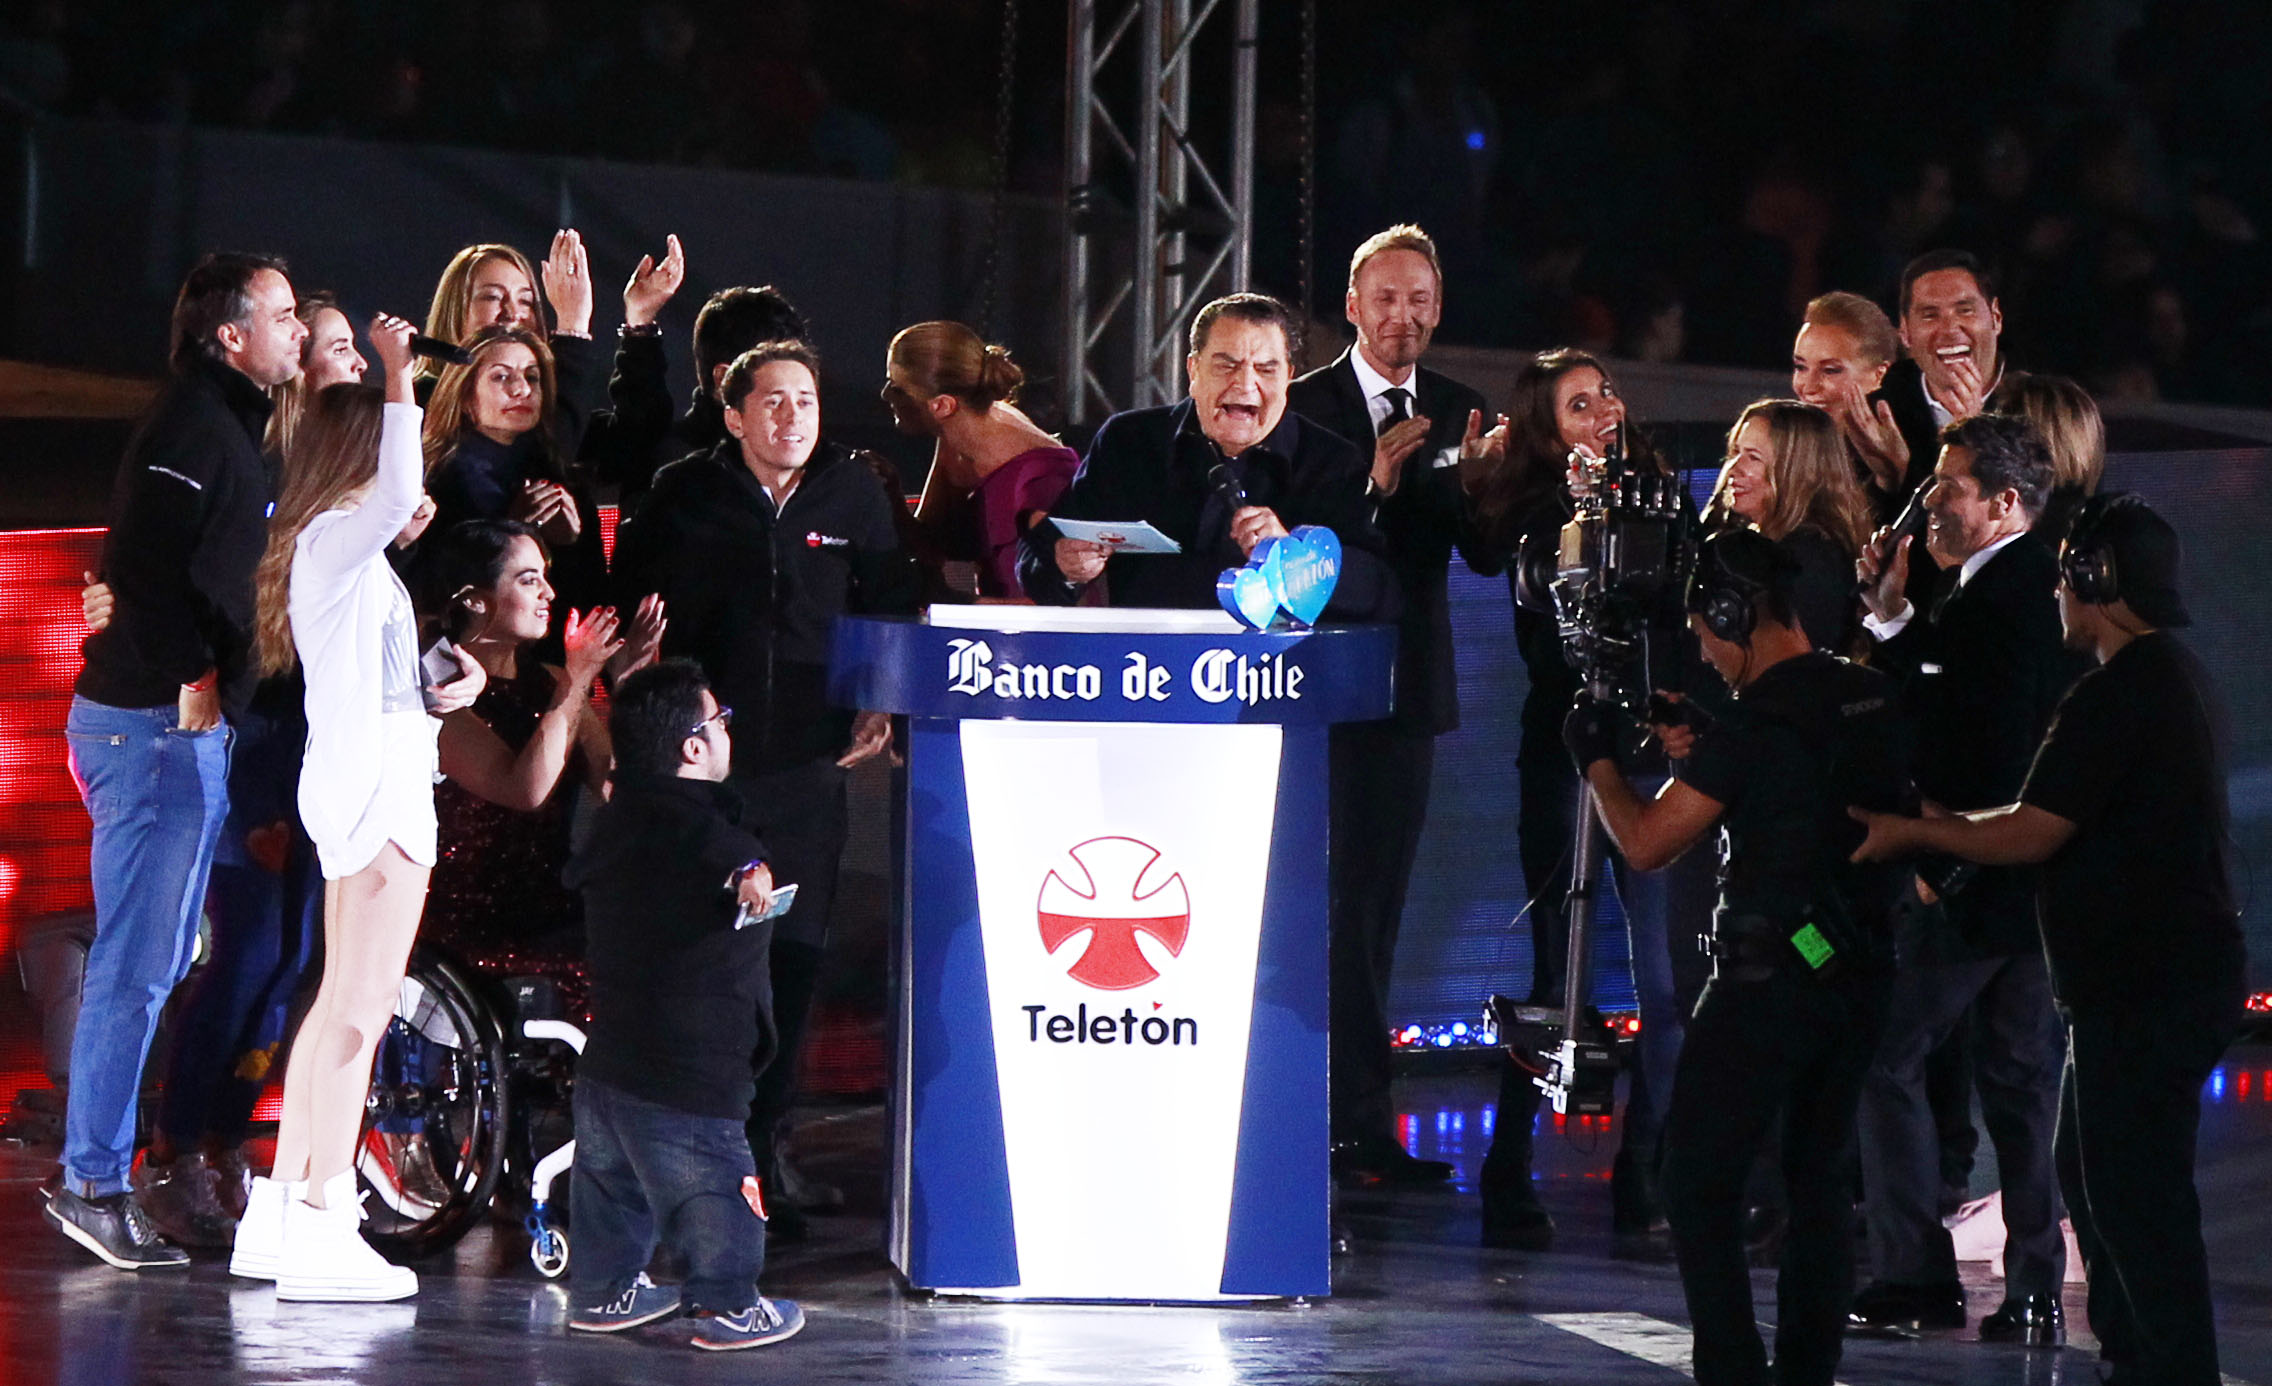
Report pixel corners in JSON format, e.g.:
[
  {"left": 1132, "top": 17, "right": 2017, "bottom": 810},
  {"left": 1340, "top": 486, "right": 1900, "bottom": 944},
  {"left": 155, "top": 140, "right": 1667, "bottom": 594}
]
[{"left": 296, "top": 315, "right": 426, "bottom": 580}]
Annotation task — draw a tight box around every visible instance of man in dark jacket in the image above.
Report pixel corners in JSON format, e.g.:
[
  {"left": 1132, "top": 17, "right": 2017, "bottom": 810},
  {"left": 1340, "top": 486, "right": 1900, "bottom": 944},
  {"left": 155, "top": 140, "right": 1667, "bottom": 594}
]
[
  {"left": 612, "top": 340, "right": 916, "bottom": 1234},
  {"left": 1854, "top": 494, "right": 2245, "bottom": 1384},
  {"left": 1287, "top": 226, "right": 1495, "bottom": 1183},
  {"left": 563, "top": 660, "right": 804, "bottom": 1350},
  {"left": 48, "top": 253, "right": 307, "bottom": 1270},
  {"left": 581, "top": 282, "right": 809, "bottom": 506},
  {"left": 1850, "top": 412, "right": 2075, "bottom": 1340},
  {"left": 1020, "top": 292, "right": 1393, "bottom": 620}
]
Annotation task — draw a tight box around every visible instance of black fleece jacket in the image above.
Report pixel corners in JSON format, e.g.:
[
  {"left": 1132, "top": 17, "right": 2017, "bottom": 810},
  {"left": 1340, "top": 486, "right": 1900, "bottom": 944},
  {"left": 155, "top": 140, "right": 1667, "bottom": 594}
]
[
  {"left": 77, "top": 358, "right": 275, "bottom": 719},
  {"left": 612, "top": 440, "right": 919, "bottom": 775}
]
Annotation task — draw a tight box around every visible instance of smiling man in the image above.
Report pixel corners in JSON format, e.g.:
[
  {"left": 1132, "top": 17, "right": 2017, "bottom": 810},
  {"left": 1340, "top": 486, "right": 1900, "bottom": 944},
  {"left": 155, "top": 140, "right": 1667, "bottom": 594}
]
[
  {"left": 1285, "top": 227, "right": 1495, "bottom": 1184},
  {"left": 1849, "top": 412, "right": 2077, "bottom": 1343},
  {"left": 1869, "top": 250, "right": 2008, "bottom": 507},
  {"left": 1022, "top": 293, "right": 1392, "bottom": 617}
]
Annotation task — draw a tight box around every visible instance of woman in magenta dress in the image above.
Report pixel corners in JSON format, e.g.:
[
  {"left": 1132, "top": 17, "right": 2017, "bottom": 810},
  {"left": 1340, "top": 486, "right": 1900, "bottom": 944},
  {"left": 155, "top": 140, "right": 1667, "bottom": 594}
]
[{"left": 884, "top": 322, "right": 1077, "bottom": 602}]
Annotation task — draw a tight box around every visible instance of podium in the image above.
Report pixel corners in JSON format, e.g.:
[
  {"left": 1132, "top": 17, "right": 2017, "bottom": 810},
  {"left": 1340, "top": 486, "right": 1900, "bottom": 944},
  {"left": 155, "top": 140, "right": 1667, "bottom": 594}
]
[{"left": 829, "top": 606, "right": 1395, "bottom": 1302}]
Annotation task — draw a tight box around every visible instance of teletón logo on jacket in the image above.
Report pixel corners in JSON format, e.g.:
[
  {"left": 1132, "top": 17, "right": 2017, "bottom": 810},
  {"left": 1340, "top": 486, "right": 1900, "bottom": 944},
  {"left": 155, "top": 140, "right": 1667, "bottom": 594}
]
[{"left": 1036, "top": 837, "right": 1190, "bottom": 989}]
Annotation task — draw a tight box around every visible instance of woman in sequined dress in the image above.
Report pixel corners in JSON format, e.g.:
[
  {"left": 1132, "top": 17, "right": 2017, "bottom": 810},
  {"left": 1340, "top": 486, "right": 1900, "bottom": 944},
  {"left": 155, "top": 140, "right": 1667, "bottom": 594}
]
[{"left": 416, "top": 518, "right": 662, "bottom": 969}]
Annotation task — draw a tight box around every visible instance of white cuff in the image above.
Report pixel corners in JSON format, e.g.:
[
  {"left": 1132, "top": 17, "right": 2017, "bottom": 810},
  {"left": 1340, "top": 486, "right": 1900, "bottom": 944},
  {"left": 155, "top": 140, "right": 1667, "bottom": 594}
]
[{"left": 1862, "top": 601, "right": 1915, "bottom": 642}]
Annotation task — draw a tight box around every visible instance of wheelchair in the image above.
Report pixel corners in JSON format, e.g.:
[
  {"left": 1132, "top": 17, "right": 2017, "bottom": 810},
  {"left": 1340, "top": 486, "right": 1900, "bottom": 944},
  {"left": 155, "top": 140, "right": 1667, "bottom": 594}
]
[{"left": 356, "top": 942, "right": 586, "bottom": 1278}]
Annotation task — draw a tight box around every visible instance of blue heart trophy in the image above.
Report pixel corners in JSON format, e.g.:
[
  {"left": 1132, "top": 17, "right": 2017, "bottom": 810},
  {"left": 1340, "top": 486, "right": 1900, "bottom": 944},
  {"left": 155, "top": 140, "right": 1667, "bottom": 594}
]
[{"left": 1215, "top": 525, "right": 1343, "bottom": 630}]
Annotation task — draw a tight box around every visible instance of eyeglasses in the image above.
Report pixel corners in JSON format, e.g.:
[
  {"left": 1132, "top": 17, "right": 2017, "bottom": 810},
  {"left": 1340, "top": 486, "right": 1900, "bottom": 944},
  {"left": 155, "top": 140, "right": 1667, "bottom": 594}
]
[{"left": 689, "top": 705, "right": 733, "bottom": 737}]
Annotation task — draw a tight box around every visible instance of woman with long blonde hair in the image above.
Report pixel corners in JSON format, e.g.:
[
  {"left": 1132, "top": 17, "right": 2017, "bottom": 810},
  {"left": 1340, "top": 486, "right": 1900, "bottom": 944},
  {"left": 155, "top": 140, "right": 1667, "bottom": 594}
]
[
  {"left": 1706, "top": 398, "right": 1873, "bottom": 655},
  {"left": 230, "top": 315, "right": 484, "bottom": 1302},
  {"left": 416, "top": 235, "right": 597, "bottom": 446}
]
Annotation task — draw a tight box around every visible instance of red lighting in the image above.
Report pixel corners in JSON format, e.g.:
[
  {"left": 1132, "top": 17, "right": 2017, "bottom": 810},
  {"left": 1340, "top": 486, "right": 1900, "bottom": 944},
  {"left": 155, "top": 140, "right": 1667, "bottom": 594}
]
[{"left": 2247, "top": 992, "right": 2272, "bottom": 1014}]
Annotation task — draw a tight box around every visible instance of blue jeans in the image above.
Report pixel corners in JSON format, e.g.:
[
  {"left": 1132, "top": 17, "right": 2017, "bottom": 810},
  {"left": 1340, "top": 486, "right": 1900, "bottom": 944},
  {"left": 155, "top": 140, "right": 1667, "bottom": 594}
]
[
  {"left": 62, "top": 696, "right": 232, "bottom": 1195},
  {"left": 571, "top": 1077, "right": 765, "bottom": 1313}
]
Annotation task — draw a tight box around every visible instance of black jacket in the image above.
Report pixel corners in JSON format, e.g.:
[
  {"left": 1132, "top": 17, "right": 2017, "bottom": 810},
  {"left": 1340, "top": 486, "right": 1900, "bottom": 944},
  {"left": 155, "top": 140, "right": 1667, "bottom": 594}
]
[
  {"left": 1020, "top": 399, "right": 1396, "bottom": 620},
  {"left": 424, "top": 428, "right": 612, "bottom": 618},
  {"left": 576, "top": 330, "right": 728, "bottom": 507},
  {"left": 565, "top": 774, "right": 775, "bottom": 1121},
  {"left": 613, "top": 440, "right": 918, "bottom": 776},
  {"left": 1873, "top": 534, "right": 2080, "bottom": 954},
  {"left": 1288, "top": 350, "right": 1487, "bottom": 734},
  {"left": 77, "top": 358, "right": 275, "bottom": 718},
  {"left": 1867, "top": 357, "right": 1943, "bottom": 523}
]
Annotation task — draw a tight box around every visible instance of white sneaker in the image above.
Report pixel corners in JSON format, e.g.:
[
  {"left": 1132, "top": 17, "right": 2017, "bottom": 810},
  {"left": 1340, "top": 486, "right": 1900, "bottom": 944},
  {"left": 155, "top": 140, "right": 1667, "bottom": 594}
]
[
  {"left": 275, "top": 1172, "right": 417, "bottom": 1302},
  {"left": 230, "top": 1176, "right": 302, "bottom": 1280}
]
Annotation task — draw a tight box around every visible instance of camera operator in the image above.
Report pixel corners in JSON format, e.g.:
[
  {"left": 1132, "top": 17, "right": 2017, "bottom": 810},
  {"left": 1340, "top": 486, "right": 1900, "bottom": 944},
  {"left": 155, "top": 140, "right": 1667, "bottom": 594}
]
[
  {"left": 1568, "top": 528, "right": 1913, "bottom": 1386},
  {"left": 1850, "top": 412, "right": 2075, "bottom": 1339},
  {"left": 1852, "top": 493, "right": 2243, "bottom": 1386}
]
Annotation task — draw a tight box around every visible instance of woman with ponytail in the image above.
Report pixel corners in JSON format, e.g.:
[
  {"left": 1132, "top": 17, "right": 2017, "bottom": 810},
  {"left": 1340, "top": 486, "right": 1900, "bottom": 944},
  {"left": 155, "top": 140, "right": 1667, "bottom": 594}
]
[
  {"left": 230, "top": 315, "right": 485, "bottom": 1302},
  {"left": 883, "top": 321, "right": 1077, "bottom": 600}
]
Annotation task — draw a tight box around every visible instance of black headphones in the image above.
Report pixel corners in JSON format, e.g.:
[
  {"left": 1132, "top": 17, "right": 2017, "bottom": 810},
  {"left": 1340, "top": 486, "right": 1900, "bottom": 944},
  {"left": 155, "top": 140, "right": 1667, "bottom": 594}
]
[
  {"left": 2061, "top": 492, "right": 2138, "bottom": 605},
  {"left": 1689, "top": 529, "right": 1786, "bottom": 644}
]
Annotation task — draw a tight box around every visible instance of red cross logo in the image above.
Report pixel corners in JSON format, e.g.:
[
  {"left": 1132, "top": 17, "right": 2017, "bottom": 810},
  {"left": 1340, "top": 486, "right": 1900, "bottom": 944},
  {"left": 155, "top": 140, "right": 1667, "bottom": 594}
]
[{"left": 1036, "top": 837, "right": 1191, "bottom": 990}]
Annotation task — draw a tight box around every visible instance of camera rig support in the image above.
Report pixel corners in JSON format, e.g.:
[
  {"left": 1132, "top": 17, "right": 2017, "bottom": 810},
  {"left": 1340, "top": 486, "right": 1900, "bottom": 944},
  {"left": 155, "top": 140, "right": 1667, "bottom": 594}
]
[{"left": 1492, "top": 444, "right": 1695, "bottom": 1115}]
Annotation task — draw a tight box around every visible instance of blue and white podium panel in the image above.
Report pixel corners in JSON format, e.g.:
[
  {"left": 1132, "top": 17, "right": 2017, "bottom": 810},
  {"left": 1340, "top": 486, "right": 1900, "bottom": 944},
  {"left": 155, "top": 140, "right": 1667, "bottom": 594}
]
[{"left": 831, "top": 608, "right": 1395, "bottom": 1302}]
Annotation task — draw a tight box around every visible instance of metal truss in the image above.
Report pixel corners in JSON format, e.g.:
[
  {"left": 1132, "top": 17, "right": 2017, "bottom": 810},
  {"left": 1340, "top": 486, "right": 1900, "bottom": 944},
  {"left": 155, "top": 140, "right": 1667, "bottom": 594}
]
[{"left": 1061, "top": 0, "right": 1258, "bottom": 425}]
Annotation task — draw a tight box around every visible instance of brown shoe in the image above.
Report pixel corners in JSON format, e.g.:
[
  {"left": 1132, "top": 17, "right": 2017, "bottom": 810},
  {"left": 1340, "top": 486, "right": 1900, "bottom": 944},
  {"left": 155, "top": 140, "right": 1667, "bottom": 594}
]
[{"left": 131, "top": 1153, "right": 239, "bottom": 1250}]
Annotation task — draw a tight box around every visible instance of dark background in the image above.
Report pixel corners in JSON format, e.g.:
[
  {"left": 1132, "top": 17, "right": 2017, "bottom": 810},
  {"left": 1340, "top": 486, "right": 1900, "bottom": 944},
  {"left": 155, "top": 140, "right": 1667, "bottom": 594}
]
[{"left": 5, "top": 0, "right": 2268, "bottom": 404}]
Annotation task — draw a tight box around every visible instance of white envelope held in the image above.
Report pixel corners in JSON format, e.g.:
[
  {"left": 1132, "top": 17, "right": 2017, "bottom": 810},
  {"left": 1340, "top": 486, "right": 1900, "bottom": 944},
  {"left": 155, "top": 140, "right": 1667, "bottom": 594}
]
[{"left": 1049, "top": 518, "right": 1183, "bottom": 554}]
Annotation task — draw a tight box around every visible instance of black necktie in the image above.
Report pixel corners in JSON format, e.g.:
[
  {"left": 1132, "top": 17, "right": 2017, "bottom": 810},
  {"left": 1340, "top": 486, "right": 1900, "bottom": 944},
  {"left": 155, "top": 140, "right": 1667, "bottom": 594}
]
[{"left": 1379, "top": 387, "right": 1411, "bottom": 437}]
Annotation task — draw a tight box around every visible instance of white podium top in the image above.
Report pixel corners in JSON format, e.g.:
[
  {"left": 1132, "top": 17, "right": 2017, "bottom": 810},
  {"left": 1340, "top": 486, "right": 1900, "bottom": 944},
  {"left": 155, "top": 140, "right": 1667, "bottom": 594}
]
[{"left": 925, "top": 605, "right": 1244, "bottom": 636}]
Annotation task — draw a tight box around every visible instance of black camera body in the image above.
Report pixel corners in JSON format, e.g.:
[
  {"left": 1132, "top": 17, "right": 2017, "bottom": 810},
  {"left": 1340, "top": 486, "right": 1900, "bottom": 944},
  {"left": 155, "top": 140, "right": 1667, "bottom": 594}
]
[{"left": 1515, "top": 445, "right": 1698, "bottom": 710}]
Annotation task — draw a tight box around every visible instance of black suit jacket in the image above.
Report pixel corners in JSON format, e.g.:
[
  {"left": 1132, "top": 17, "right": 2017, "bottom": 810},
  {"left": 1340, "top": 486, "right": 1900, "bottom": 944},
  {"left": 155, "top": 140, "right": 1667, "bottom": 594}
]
[
  {"left": 1874, "top": 534, "right": 2078, "bottom": 954},
  {"left": 1287, "top": 349, "right": 1487, "bottom": 734},
  {"left": 1020, "top": 399, "right": 1395, "bottom": 620},
  {"left": 1869, "top": 357, "right": 1943, "bottom": 520}
]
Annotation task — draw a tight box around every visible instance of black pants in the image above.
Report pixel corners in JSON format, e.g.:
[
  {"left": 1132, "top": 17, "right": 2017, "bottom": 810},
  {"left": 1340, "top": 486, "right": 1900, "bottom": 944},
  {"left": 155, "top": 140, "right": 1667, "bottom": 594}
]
[
  {"left": 1660, "top": 966, "right": 1889, "bottom": 1386},
  {"left": 1326, "top": 720, "right": 1434, "bottom": 1146},
  {"left": 730, "top": 760, "right": 850, "bottom": 1171},
  {"left": 1516, "top": 695, "right": 1578, "bottom": 1001},
  {"left": 2061, "top": 995, "right": 2241, "bottom": 1386},
  {"left": 1857, "top": 950, "right": 2065, "bottom": 1295}
]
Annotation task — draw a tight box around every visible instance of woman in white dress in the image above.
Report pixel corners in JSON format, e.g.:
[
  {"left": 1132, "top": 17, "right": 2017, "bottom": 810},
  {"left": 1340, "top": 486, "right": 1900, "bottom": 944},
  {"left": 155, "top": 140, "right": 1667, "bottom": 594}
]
[{"left": 229, "top": 315, "right": 485, "bottom": 1300}]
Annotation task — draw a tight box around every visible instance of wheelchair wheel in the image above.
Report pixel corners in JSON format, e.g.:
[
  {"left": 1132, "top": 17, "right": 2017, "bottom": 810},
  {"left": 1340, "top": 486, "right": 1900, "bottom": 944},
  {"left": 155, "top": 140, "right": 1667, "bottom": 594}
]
[{"left": 359, "top": 946, "right": 511, "bottom": 1258}]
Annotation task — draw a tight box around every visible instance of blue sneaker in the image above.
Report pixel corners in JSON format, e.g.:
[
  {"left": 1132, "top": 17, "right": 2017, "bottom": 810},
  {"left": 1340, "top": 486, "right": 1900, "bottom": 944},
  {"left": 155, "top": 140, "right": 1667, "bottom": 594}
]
[
  {"left": 569, "top": 1273, "right": 680, "bottom": 1333},
  {"left": 688, "top": 1298, "right": 805, "bottom": 1351}
]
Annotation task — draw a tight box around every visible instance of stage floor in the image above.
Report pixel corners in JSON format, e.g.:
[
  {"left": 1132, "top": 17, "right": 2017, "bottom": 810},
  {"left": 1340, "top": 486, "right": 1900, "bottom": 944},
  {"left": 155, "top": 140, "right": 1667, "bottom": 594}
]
[{"left": 5, "top": 1055, "right": 2270, "bottom": 1386}]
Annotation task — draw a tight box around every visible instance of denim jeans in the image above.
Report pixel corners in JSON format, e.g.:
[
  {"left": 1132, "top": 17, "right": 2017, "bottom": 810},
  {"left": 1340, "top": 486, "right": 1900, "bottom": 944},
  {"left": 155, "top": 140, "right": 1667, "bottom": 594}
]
[
  {"left": 571, "top": 1076, "right": 765, "bottom": 1314},
  {"left": 63, "top": 696, "right": 232, "bottom": 1196}
]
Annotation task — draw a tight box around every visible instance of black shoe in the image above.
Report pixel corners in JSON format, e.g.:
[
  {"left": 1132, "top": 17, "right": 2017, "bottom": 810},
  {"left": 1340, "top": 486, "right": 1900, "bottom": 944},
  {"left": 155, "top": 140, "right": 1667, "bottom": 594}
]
[
  {"left": 45, "top": 1189, "right": 190, "bottom": 1270},
  {"left": 1332, "top": 1137, "right": 1452, "bottom": 1185},
  {"left": 1846, "top": 1280, "right": 1965, "bottom": 1333},
  {"left": 1478, "top": 1173, "right": 1555, "bottom": 1252},
  {"left": 1978, "top": 1295, "right": 2064, "bottom": 1348},
  {"left": 1609, "top": 1147, "right": 1667, "bottom": 1238},
  {"left": 763, "top": 1191, "right": 808, "bottom": 1243}
]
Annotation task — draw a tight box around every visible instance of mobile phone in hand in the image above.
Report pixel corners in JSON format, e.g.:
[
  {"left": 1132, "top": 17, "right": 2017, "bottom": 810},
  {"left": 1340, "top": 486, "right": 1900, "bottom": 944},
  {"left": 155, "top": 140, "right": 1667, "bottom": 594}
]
[
  {"left": 733, "top": 881, "right": 798, "bottom": 930},
  {"left": 420, "top": 637, "right": 468, "bottom": 712}
]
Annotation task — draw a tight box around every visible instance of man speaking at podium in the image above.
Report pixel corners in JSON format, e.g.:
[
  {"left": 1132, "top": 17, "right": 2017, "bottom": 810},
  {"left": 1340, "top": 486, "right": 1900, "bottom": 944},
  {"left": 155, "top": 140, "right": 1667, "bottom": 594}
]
[{"left": 1018, "top": 292, "right": 1393, "bottom": 621}]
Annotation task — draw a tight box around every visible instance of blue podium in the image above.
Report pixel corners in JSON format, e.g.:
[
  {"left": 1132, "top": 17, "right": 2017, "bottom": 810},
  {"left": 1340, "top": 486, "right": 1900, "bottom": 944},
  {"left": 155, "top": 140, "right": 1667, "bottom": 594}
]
[{"left": 830, "top": 606, "right": 1395, "bottom": 1302}]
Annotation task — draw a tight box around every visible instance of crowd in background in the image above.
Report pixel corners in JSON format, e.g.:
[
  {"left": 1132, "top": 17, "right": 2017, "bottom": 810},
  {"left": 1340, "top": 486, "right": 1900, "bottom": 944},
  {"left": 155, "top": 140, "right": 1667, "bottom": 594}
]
[{"left": 3, "top": 1, "right": 2268, "bottom": 408}]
